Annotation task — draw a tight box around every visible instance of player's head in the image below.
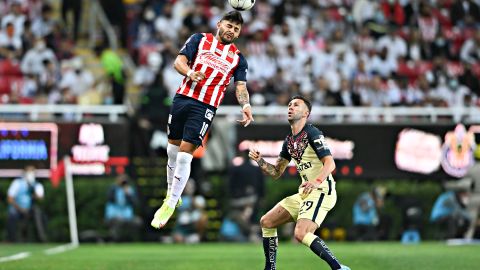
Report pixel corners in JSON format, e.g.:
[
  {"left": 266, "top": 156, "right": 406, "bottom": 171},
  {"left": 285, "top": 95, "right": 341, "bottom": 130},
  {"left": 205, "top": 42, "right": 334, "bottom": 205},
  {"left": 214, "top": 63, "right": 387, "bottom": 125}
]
[
  {"left": 287, "top": 95, "right": 311, "bottom": 122},
  {"left": 217, "top": 11, "right": 243, "bottom": 44}
]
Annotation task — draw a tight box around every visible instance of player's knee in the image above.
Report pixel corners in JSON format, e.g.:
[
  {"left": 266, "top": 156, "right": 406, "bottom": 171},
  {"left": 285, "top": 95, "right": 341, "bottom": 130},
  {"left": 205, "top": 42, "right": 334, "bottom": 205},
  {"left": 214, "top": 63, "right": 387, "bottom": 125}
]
[
  {"left": 176, "top": 152, "right": 193, "bottom": 165},
  {"left": 260, "top": 215, "right": 274, "bottom": 228},
  {"left": 294, "top": 226, "right": 307, "bottom": 242}
]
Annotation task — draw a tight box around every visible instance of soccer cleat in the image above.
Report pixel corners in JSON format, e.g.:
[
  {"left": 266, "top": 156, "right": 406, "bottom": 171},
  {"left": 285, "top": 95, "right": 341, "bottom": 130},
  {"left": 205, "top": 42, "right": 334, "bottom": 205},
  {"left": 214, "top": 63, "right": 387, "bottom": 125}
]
[
  {"left": 151, "top": 203, "right": 175, "bottom": 229},
  {"left": 340, "top": 265, "right": 351, "bottom": 270},
  {"left": 164, "top": 195, "right": 182, "bottom": 208}
]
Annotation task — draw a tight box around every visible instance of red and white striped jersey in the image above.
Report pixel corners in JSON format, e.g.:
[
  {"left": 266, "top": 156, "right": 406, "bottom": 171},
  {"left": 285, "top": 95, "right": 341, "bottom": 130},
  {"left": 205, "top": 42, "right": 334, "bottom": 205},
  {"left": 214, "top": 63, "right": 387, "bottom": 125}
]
[{"left": 176, "top": 33, "right": 248, "bottom": 108}]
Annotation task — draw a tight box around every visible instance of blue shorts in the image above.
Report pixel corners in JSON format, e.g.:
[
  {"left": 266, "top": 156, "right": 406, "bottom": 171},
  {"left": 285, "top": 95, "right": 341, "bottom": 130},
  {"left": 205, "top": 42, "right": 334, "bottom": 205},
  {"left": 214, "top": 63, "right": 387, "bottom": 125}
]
[{"left": 167, "top": 94, "right": 216, "bottom": 146}]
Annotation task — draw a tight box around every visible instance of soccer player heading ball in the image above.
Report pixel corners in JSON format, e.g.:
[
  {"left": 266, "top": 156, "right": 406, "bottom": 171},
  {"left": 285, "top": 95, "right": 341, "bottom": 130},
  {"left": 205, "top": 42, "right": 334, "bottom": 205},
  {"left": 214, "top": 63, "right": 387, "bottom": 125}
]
[
  {"left": 151, "top": 11, "right": 254, "bottom": 229},
  {"left": 249, "top": 96, "right": 350, "bottom": 270}
]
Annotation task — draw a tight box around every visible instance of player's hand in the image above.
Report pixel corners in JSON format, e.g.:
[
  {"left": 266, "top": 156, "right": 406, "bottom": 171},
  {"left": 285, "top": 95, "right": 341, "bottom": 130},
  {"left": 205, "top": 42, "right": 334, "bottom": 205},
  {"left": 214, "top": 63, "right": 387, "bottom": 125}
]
[
  {"left": 248, "top": 148, "right": 261, "bottom": 162},
  {"left": 237, "top": 105, "right": 254, "bottom": 127},
  {"left": 300, "top": 181, "right": 321, "bottom": 197},
  {"left": 188, "top": 71, "right": 205, "bottom": 82}
]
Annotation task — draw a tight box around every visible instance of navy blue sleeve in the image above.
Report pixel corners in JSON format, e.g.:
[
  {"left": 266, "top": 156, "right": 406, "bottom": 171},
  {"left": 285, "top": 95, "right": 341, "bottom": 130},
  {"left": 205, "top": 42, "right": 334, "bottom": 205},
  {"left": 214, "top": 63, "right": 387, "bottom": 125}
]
[
  {"left": 233, "top": 53, "right": 248, "bottom": 82},
  {"left": 179, "top": 33, "right": 203, "bottom": 62},
  {"left": 307, "top": 125, "right": 332, "bottom": 159},
  {"left": 279, "top": 138, "right": 291, "bottom": 161}
]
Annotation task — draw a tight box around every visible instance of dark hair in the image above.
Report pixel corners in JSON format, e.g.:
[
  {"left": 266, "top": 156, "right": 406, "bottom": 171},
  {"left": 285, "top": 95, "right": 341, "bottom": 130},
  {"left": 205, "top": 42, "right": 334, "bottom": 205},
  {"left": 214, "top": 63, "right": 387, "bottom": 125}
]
[
  {"left": 289, "top": 95, "right": 312, "bottom": 113},
  {"left": 220, "top": 11, "right": 244, "bottom": 25}
]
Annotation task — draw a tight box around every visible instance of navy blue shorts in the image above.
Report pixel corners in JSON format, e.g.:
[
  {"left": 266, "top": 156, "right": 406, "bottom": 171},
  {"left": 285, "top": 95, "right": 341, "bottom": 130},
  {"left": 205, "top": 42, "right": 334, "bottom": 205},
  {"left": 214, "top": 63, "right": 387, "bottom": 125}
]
[{"left": 167, "top": 94, "right": 216, "bottom": 146}]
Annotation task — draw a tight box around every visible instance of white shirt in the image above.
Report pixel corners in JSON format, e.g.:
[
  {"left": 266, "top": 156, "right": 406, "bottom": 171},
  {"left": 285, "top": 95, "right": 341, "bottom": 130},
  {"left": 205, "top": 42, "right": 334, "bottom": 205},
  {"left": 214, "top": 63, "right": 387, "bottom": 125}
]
[
  {"left": 0, "top": 31, "right": 22, "bottom": 50},
  {"left": 1, "top": 13, "right": 26, "bottom": 37},
  {"left": 59, "top": 69, "right": 95, "bottom": 96},
  {"left": 21, "top": 48, "right": 58, "bottom": 75}
]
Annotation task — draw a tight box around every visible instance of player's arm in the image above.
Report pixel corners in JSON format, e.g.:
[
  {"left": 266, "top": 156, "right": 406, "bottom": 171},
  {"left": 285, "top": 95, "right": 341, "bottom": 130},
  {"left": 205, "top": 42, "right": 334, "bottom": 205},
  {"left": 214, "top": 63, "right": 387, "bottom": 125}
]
[
  {"left": 249, "top": 150, "right": 289, "bottom": 180},
  {"left": 314, "top": 155, "right": 336, "bottom": 184},
  {"left": 174, "top": 33, "right": 205, "bottom": 82},
  {"left": 234, "top": 54, "right": 254, "bottom": 127}
]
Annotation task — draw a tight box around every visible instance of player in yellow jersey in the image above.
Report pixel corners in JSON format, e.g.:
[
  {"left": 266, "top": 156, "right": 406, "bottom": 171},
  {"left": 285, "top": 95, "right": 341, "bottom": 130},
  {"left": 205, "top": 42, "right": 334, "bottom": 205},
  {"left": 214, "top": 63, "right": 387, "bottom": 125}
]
[{"left": 249, "top": 96, "right": 350, "bottom": 270}]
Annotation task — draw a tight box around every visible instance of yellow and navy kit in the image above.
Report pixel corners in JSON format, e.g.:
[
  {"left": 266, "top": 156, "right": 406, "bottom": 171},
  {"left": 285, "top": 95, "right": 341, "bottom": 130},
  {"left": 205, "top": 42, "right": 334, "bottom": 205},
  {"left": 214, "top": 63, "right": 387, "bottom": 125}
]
[{"left": 279, "top": 124, "right": 335, "bottom": 194}]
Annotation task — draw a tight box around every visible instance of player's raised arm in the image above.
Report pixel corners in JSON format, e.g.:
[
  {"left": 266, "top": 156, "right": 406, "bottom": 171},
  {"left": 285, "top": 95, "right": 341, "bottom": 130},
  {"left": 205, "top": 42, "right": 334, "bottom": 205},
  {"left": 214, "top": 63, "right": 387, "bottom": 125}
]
[
  {"left": 249, "top": 149, "right": 289, "bottom": 179},
  {"left": 173, "top": 55, "right": 205, "bottom": 82},
  {"left": 235, "top": 81, "right": 254, "bottom": 127}
]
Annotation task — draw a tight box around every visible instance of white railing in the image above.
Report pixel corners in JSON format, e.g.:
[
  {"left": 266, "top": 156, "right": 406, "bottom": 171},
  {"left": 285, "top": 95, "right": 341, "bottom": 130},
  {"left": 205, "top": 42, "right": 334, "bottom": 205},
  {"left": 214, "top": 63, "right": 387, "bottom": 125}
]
[
  {"left": 217, "top": 105, "right": 480, "bottom": 123},
  {"left": 0, "top": 105, "right": 128, "bottom": 122},
  {"left": 0, "top": 104, "right": 478, "bottom": 123}
]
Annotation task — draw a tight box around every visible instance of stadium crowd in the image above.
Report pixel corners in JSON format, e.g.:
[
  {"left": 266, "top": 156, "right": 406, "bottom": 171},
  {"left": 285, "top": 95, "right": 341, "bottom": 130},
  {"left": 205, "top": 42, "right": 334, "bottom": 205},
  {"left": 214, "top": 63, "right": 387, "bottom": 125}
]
[
  {"left": 1, "top": 0, "right": 480, "bottom": 108},
  {"left": 129, "top": 0, "right": 480, "bottom": 108}
]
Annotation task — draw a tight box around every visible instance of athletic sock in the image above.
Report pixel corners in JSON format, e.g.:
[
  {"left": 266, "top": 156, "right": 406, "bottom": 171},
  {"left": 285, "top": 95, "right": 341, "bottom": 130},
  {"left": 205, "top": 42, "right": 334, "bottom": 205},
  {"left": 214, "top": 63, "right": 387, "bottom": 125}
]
[
  {"left": 302, "top": 232, "right": 341, "bottom": 270},
  {"left": 262, "top": 228, "right": 278, "bottom": 270},
  {"left": 167, "top": 152, "right": 193, "bottom": 208},
  {"left": 166, "top": 143, "right": 179, "bottom": 197}
]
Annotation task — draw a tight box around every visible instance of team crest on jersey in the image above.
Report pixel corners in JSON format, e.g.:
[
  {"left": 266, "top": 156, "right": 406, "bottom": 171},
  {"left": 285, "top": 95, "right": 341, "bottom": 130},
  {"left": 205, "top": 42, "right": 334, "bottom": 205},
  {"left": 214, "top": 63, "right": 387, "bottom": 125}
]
[
  {"left": 440, "top": 124, "right": 476, "bottom": 178},
  {"left": 288, "top": 131, "right": 309, "bottom": 163},
  {"left": 228, "top": 51, "right": 235, "bottom": 58},
  {"left": 205, "top": 109, "right": 214, "bottom": 121}
]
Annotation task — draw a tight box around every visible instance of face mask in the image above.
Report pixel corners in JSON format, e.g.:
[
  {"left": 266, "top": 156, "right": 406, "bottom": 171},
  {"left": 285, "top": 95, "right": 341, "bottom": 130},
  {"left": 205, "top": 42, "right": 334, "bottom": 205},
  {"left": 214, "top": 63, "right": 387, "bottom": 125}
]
[
  {"left": 25, "top": 171, "right": 35, "bottom": 184},
  {"left": 144, "top": 9, "right": 155, "bottom": 21},
  {"left": 35, "top": 41, "right": 46, "bottom": 51}
]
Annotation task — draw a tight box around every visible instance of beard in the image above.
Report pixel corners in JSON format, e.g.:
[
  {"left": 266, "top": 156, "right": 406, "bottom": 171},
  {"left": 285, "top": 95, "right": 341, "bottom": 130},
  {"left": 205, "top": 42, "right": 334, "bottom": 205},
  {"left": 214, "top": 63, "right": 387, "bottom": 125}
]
[{"left": 218, "top": 28, "right": 234, "bottom": 44}]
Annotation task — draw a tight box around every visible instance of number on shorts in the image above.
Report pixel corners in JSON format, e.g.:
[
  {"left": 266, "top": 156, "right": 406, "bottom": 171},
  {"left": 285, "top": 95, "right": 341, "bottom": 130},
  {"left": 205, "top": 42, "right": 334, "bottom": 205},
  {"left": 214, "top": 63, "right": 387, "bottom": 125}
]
[
  {"left": 200, "top": 122, "right": 209, "bottom": 137},
  {"left": 302, "top": 201, "right": 314, "bottom": 211}
]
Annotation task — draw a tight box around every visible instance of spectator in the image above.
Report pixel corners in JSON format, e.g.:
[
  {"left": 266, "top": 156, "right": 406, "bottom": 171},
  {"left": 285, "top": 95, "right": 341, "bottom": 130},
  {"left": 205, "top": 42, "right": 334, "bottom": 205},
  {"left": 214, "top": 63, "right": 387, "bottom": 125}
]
[
  {"left": 352, "top": 186, "right": 387, "bottom": 241},
  {"left": 172, "top": 179, "right": 208, "bottom": 243},
  {"left": 1, "top": 1, "right": 25, "bottom": 38},
  {"left": 450, "top": 0, "right": 480, "bottom": 27},
  {"left": 460, "top": 30, "right": 480, "bottom": 65},
  {"left": 96, "top": 45, "right": 126, "bottom": 104},
  {"left": 59, "top": 57, "right": 95, "bottom": 99},
  {"left": 430, "top": 188, "right": 471, "bottom": 239},
  {"left": 0, "top": 22, "right": 22, "bottom": 59},
  {"left": 20, "top": 37, "right": 58, "bottom": 76},
  {"left": 105, "top": 174, "right": 142, "bottom": 242},
  {"left": 31, "top": 4, "right": 56, "bottom": 39},
  {"left": 6, "top": 165, "right": 47, "bottom": 242}
]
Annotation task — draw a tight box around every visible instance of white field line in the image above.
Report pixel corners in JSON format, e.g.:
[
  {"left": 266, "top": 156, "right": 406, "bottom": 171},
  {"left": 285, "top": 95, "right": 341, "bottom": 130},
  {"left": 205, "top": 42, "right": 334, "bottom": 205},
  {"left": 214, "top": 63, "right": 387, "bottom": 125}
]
[
  {"left": 0, "top": 252, "right": 31, "bottom": 263},
  {"left": 44, "top": 243, "right": 79, "bottom": 255}
]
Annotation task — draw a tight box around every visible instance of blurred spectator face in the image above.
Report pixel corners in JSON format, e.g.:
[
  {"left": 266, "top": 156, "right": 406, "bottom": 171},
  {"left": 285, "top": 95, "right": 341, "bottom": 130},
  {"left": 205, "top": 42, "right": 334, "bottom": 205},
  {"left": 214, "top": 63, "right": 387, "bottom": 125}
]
[
  {"left": 143, "top": 8, "right": 155, "bottom": 22},
  {"left": 34, "top": 39, "right": 46, "bottom": 51},
  {"left": 281, "top": 23, "right": 290, "bottom": 36},
  {"left": 11, "top": 3, "right": 22, "bottom": 15},
  {"left": 6, "top": 23, "right": 15, "bottom": 37},
  {"left": 41, "top": 6, "right": 53, "bottom": 19}
]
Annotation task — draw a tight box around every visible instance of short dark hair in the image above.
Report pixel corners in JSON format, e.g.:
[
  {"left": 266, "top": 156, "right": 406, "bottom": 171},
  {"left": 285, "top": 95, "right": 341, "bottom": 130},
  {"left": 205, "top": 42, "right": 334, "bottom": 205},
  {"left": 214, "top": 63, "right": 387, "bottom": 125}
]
[
  {"left": 221, "top": 11, "right": 244, "bottom": 25},
  {"left": 289, "top": 95, "right": 312, "bottom": 113}
]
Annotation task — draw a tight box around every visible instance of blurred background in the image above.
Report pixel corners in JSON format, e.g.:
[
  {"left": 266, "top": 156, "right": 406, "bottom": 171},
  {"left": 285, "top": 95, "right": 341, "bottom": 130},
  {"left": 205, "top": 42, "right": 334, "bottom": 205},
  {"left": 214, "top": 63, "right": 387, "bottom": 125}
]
[{"left": 1, "top": 0, "right": 480, "bottom": 247}]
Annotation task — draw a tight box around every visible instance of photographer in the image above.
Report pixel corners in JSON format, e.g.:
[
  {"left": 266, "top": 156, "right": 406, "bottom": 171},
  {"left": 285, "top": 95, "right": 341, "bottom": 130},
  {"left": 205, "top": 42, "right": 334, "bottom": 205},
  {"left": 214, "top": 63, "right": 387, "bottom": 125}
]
[
  {"left": 6, "top": 165, "right": 45, "bottom": 242},
  {"left": 105, "top": 174, "right": 142, "bottom": 242}
]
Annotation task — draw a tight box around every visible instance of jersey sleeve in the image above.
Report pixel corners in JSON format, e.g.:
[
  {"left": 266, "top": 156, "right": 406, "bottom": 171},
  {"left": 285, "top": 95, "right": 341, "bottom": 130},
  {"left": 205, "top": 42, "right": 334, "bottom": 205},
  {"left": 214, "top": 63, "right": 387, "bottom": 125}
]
[
  {"left": 233, "top": 53, "right": 248, "bottom": 82},
  {"left": 279, "top": 138, "right": 292, "bottom": 161},
  {"left": 307, "top": 126, "right": 332, "bottom": 159},
  {"left": 179, "top": 33, "right": 203, "bottom": 62}
]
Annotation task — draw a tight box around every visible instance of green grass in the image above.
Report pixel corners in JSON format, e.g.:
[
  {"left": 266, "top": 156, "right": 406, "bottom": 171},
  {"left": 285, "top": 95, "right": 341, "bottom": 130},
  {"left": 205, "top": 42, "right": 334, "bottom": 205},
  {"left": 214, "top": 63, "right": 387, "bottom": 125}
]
[{"left": 0, "top": 242, "right": 479, "bottom": 270}]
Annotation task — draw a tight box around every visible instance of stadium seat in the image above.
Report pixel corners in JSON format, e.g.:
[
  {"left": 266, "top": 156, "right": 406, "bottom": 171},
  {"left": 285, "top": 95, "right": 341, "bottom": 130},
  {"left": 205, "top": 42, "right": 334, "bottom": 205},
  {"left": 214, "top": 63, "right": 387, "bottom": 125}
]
[{"left": 0, "top": 60, "right": 22, "bottom": 76}]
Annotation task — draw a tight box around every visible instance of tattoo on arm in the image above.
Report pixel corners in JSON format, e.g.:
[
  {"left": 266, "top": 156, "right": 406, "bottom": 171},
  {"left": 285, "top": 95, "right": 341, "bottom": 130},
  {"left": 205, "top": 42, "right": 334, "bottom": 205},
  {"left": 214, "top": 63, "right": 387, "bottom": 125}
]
[
  {"left": 235, "top": 81, "right": 249, "bottom": 107},
  {"left": 258, "top": 157, "right": 289, "bottom": 179}
]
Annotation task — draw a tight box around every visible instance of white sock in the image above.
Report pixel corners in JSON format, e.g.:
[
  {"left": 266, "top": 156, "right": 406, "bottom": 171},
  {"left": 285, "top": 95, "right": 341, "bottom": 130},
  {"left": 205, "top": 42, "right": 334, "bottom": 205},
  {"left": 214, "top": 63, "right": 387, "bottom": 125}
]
[
  {"left": 166, "top": 143, "right": 179, "bottom": 197},
  {"left": 167, "top": 152, "right": 193, "bottom": 208}
]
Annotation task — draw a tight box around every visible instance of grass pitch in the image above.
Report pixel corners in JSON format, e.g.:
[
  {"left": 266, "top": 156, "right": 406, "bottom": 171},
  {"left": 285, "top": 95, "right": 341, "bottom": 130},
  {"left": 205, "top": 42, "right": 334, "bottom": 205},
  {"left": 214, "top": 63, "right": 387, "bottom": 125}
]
[{"left": 0, "top": 242, "right": 478, "bottom": 270}]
